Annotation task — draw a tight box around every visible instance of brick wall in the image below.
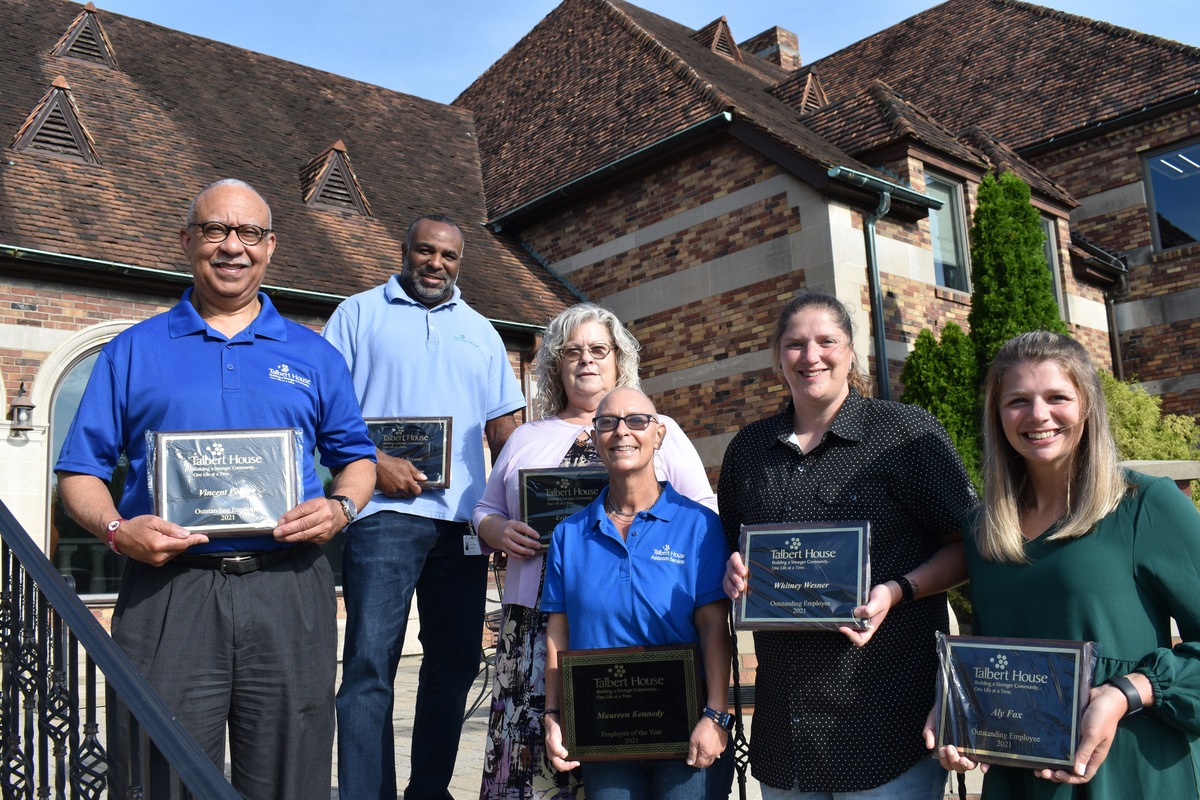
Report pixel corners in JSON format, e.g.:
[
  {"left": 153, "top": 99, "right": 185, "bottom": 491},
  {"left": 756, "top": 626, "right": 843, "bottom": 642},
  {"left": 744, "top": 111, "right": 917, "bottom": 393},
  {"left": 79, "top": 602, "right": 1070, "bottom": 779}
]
[{"left": 1030, "top": 105, "right": 1200, "bottom": 416}]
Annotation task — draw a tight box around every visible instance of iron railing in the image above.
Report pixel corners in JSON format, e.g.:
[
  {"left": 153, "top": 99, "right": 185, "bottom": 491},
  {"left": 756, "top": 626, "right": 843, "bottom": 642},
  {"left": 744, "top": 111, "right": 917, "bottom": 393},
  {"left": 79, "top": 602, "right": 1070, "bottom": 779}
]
[{"left": 0, "top": 499, "right": 239, "bottom": 799}]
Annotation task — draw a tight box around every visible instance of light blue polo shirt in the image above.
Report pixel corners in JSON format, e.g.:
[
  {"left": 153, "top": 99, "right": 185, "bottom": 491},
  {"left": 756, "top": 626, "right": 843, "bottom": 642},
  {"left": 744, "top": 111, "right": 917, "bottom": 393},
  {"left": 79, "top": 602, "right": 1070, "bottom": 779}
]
[
  {"left": 542, "top": 482, "right": 728, "bottom": 650},
  {"left": 55, "top": 288, "right": 377, "bottom": 554},
  {"left": 322, "top": 275, "right": 526, "bottom": 523}
]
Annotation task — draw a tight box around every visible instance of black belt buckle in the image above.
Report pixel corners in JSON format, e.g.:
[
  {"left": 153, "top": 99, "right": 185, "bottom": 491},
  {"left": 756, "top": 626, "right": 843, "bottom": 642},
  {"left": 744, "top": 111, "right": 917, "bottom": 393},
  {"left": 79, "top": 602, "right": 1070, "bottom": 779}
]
[{"left": 219, "top": 554, "right": 261, "bottom": 576}]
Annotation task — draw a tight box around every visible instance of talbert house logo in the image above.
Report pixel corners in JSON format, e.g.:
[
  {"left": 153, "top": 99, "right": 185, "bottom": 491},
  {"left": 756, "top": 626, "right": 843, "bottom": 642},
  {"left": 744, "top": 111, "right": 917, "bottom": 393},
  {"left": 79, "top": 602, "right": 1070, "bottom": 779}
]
[
  {"left": 772, "top": 536, "right": 836, "bottom": 561},
  {"left": 651, "top": 543, "right": 686, "bottom": 565},
  {"left": 974, "top": 653, "right": 1050, "bottom": 685},
  {"left": 269, "top": 363, "right": 312, "bottom": 388},
  {"left": 190, "top": 441, "right": 263, "bottom": 467}
]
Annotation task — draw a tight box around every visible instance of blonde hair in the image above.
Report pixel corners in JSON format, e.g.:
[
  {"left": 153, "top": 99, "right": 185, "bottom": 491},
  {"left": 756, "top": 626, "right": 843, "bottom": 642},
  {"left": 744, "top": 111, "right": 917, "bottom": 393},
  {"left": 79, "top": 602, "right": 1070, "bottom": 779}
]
[
  {"left": 532, "top": 304, "right": 641, "bottom": 419},
  {"left": 769, "top": 293, "right": 873, "bottom": 398},
  {"left": 977, "top": 331, "right": 1129, "bottom": 562}
]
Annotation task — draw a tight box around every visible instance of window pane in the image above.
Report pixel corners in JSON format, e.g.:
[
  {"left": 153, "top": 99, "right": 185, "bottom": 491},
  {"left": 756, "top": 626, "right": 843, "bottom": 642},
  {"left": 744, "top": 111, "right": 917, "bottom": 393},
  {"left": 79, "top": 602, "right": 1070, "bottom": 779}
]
[
  {"left": 927, "top": 176, "right": 969, "bottom": 292},
  {"left": 49, "top": 353, "right": 127, "bottom": 596},
  {"left": 1040, "top": 217, "right": 1060, "bottom": 304},
  {"left": 1147, "top": 141, "right": 1200, "bottom": 250}
]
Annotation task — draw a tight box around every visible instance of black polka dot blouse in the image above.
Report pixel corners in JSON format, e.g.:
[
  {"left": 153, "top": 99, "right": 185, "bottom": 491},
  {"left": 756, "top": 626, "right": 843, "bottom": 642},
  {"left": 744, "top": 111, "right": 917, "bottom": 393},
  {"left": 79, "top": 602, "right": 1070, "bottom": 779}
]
[{"left": 718, "top": 389, "right": 977, "bottom": 792}]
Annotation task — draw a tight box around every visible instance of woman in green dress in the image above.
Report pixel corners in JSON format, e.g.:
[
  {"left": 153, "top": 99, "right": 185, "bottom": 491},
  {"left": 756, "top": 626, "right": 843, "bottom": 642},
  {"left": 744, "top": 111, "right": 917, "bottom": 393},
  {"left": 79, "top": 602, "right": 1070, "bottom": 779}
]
[{"left": 925, "top": 331, "right": 1200, "bottom": 798}]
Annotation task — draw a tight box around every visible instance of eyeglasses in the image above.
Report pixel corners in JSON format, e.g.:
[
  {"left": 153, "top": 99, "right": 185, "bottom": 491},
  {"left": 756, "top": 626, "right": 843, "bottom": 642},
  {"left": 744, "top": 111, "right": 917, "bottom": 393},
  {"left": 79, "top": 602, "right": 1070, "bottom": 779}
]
[
  {"left": 190, "top": 222, "right": 273, "bottom": 246},
  {"left": 562, "top": 343, "right": 613, "bottom": 362},
  {"left": 593, "top": 413, "right": 658, "bottom": 432}
]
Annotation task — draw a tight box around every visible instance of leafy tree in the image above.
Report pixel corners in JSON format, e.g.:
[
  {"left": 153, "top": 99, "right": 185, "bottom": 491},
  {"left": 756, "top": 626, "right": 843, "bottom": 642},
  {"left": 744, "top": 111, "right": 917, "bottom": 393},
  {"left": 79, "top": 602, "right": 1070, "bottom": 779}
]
[
  {"left": 965, "top": 172, "right": 1068, "bottom": 375},
  {"left": 899, "top": 323, "right": 982, "bottom": 493}
]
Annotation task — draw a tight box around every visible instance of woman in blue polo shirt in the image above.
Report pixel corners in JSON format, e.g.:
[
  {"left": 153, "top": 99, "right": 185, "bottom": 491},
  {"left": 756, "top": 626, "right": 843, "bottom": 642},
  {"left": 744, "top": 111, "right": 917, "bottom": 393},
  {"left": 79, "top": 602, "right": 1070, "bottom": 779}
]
[{"left": 542, "top": 387, "right": 731, "bottom": 800}]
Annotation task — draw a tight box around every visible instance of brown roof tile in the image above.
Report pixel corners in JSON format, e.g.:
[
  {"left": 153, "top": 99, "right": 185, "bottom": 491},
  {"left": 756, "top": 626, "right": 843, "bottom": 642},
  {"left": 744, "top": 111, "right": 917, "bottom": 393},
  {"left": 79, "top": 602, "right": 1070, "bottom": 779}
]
[
  {"left": 811, "top": 0, "right": 1200, "bottom": 150},
  {"left": 961, "top": 125, "right": 1076, "bottom": 207},
  {"left": 803, "top": 79, "right": 988, "bottom": 170},
  {"left": 0, "top": 0, "right": 573, "bottom": 325},
  {"left": 456, "top": 0, "right": 889, "bottom": 219}
]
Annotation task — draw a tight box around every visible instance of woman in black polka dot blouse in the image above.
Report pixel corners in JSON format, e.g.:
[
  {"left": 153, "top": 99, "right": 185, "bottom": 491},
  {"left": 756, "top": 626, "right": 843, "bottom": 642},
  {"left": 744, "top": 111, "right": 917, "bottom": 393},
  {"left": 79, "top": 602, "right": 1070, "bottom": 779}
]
[{"left": 721, "top": 293, "right": 978, "bottom": 800}]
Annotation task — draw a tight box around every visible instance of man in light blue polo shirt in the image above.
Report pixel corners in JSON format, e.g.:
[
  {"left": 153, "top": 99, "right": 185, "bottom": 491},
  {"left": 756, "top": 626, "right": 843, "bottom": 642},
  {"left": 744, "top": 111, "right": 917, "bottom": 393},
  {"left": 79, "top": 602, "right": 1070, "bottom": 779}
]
[
  {"left": 324, "top": 213, "right": 525, "bottom": 800},
  {"left": 55, "top": 179, "right": 377, "bottom": 800}
]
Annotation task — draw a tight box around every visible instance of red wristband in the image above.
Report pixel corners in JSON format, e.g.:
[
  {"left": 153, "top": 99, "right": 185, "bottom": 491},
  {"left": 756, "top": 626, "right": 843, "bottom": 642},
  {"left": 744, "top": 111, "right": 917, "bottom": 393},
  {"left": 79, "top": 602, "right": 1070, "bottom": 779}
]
[{"left": 106, "top": 519, "right": 125, "bottom": 555}]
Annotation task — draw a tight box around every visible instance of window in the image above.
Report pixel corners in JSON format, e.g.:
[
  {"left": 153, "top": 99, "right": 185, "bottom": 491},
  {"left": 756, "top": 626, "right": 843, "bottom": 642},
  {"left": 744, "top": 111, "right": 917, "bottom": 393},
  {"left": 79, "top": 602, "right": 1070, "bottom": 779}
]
[
  {"left": 926, "top": 174, "right": 970, "bottom": 292},
  {"left": 1144, "top": 140, "right": 1200, "bottom": 252},
  {"left": 49, "top": 352, "right": 126, "bottom": 597},
  {"left": 1040, "top": 217, "right": 1063, "bottom": 307}
]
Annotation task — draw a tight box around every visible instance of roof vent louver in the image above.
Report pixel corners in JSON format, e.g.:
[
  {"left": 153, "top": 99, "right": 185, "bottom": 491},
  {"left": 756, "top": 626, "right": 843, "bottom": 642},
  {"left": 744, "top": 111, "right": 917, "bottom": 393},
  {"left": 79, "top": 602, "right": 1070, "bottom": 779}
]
[
  {"left": 52, "top": 3, "right": 119, "bottom": 69},
  {"left": 691, "top": 17, "right": 743, "bottom": 62},
  {"left": 301, "top": 140, "right": 372, "bottom": 216},
  {"left": 770, "top": 68, "right": 829, "bottom": 114},
  {"left": 10, "top": 77, "right": 101, "bottom": 163}
]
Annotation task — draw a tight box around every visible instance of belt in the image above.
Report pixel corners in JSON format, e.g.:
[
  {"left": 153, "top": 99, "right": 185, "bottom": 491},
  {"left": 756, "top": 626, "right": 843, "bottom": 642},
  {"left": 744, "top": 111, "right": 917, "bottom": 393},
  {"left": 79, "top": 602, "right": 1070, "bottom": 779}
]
[{"left": 174, "top": 546, "right": 301, "bottom": 576}]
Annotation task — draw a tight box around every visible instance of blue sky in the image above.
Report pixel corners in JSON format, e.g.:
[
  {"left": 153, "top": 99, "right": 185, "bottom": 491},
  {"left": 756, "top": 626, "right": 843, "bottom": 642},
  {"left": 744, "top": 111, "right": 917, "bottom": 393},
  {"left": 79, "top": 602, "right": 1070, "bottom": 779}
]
[{"left": 76, "top": 0, "right": 1196, "bottom": 105}]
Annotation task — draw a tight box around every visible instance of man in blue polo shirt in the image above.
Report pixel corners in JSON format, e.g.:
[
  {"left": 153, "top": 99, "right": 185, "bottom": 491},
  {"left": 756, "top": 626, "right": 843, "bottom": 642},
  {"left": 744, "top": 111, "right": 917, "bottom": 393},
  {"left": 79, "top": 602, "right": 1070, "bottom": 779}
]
[
  {"left": 323, "top": 213, "right": 524, "bottom": 800},
  {"left": 55, "top": 179, "right": 377, "bottom": 800}
]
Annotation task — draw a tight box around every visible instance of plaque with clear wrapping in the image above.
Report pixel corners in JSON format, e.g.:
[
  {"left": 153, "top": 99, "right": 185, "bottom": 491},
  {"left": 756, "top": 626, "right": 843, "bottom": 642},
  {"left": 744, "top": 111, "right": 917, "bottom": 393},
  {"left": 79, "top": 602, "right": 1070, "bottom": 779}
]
[
  {"left": 151, "top": 429, "right": 299, "bottom": 536},
  {"left": 366, "top": 417, "right": 452, "bottom": 489},
  {"left": 560, "top": 644, "right": 700, "bottom": 761},
  {"left": 519, "top": 466, "right": 609, "bottom": 546},
  {"left": 933, "top": 633, "right": 1099, "bottom": 770},
  {"left": 734, "top": 522, "right": 871, "bottom": 631}
]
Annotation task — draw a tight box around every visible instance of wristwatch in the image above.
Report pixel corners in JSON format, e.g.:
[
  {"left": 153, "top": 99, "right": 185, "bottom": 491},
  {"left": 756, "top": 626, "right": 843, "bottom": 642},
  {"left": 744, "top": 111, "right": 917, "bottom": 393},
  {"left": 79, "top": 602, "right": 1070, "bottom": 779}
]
[
  {"left": 1104, "top": 674, "right": 1145, "bottom": 717},
  {"left": 330, "top": 495, "right": 358, "bottom": 527},
  {"left": 895, "top": 574, "right": 915, "bottom": 603},
  {"left": 701, "top": 705, "right": 735, "bottom": 732}
]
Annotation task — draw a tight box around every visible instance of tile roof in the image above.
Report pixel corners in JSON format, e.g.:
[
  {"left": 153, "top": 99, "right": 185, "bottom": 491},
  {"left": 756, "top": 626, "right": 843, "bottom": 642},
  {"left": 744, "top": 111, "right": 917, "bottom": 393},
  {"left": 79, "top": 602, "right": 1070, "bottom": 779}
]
[
  {"left": 811, "top": 0, "right": 1200, "bottom": 151},
  {"left": 960, "top": 126, "right": 1076, "bottom": 207},
  {"left": 455, "top": 0, "right": 887, "bottom": 220},
  {"left": 804, "top": 80, "right": 988, "bottom": 170},
  {"left": 0, "top": 0, "right": 574, "bottom": 325}
]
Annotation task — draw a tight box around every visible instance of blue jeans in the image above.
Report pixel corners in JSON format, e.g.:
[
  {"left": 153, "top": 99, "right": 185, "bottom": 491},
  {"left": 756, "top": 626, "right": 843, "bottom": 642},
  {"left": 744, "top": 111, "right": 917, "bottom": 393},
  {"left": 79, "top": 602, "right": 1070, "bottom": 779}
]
[
  {"left": 759, "top": 756, "right": 947, "bottom": 800},
  {"left": 336, "top": 511, "right": 488, "bottom": 800},
  {"left": 584, "top": 758, "right": 705, "bottom": 800}
]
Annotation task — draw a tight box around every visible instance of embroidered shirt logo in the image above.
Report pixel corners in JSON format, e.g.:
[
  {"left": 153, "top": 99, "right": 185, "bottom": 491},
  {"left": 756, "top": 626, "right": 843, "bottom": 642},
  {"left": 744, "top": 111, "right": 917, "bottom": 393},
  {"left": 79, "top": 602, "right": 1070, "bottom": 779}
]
[
  {"left": 651, "top": 544, "right": 686, "bottom": 565},
  {"left": 268, "top": 363, "right": 312, "bottom": 388},
  {"left": 453, "top": 332, "right": 481, "bottom": 349}
]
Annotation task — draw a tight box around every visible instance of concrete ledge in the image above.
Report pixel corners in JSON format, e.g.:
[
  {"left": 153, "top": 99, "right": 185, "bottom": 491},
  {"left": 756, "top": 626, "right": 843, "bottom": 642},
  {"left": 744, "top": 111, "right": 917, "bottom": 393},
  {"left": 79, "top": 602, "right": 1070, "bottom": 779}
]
[{"left": 1122, "top": 460, "right": 1200, "bottom": 481}]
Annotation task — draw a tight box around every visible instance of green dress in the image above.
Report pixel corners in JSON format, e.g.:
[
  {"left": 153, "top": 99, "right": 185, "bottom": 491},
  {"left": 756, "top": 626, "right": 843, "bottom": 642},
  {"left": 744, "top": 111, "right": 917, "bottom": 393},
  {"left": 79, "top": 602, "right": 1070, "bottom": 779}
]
[{"left": 964, "top": 472, "right": 1200, "bottom": 799}]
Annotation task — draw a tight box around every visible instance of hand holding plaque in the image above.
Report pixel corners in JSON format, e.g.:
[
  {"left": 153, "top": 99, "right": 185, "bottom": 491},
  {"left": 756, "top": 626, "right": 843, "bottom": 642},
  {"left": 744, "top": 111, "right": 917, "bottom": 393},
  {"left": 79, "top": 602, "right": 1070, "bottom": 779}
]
[
  {"left": 366, "top": 417, "right": 452, "bottom": 489},
  {"left": 519, "top": 467, "right": 609, "bottom": 547},
  {"left": 148, "top": 428, "right": 301, "bottom": 536},
  {"left": 933, "top": 633, "right": 1099, "bottom": 771},
  {"left": 559, "top": 644, "right": 700, "bottom": 761},
  {"left": 733, "top": 522, "right": 871, "bottom": 631}
]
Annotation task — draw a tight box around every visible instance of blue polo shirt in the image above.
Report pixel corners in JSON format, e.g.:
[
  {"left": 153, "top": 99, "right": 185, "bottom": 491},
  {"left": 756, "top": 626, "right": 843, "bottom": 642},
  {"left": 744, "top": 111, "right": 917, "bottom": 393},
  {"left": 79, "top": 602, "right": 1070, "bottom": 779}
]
[
  {"left": 542, "top": 482, "right": 728, "bottom": 650},
  {"left": 55, "top": 288, "right": 377, "bottom": 554},
  {"left": 322, "top": 276, "right": 526, "bottom": 523}
]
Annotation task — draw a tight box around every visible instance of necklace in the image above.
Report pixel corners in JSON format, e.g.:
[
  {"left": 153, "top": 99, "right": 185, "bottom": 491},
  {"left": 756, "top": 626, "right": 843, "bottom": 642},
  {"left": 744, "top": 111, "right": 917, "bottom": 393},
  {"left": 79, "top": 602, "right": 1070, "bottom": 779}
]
[{"left": 605, "top": 483, "right": 663, "bottom": 519}]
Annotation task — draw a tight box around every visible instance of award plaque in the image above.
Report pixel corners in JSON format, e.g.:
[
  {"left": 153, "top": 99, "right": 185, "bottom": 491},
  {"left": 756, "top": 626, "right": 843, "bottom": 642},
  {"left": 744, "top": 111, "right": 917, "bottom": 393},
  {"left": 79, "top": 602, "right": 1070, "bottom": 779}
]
[
  {"left": 152, "top": 429, "right": 299, "bottom": 536},
  {"left": 519, "top": 466, "right": 609, "bottom": 546},
  {"left": 734, "top": 522, "right": 871, "bottom": 631},
  {"left": 560, "top": 644, "right": 701, "bottom": 761},
  {"left": 366, "top": 417, "right": 452, "bottom": 489},
  {"left": 934, "top": 633, "right": 1099, "bottom": 770}
]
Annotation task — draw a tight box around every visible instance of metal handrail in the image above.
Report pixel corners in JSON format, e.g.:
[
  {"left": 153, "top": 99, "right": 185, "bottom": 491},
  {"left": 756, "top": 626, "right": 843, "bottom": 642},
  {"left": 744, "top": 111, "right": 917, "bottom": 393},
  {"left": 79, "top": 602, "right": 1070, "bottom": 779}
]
[{"left": 0, "top": 499, "right": 239, "bottom": 799}]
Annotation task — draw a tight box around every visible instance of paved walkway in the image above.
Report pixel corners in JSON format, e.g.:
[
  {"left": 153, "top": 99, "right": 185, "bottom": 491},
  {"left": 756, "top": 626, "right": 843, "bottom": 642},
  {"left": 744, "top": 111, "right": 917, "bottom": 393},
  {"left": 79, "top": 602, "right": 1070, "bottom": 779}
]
[
  {"left": 330, "top": 653, "right": 765, "bottom": 799},
  {"left": 329, "top": 654, "right": 981, "bottom": 798}
]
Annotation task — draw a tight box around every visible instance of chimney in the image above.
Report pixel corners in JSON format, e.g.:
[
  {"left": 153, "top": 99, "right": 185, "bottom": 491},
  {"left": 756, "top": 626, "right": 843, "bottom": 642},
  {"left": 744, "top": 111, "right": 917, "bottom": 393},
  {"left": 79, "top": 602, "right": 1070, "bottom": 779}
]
[{"left": 739, "top": 26, "right": 801, "bottom": 70}]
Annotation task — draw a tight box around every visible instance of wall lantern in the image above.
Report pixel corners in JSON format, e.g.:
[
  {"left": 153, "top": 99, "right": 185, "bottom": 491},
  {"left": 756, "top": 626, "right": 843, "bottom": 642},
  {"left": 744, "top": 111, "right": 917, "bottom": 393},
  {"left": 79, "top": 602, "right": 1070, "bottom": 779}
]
[{"left": 7, "top": 382, "right": 35, "bottom": 440}]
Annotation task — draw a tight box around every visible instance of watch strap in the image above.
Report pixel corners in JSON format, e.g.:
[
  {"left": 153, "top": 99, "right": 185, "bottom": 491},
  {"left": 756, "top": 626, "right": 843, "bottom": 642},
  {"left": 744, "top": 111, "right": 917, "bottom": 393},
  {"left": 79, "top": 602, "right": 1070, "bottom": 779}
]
[
  {"left": 330, "top": 495, "right": 357, "bottom": 526},
  {"left": 1105, "top": 674, "right": 1145, "bottom": 716},
  {"left": 895, "top": 574, "right": 915, "bottom": 603},
  {"left": 701, "top": 705, "right": 734, "bottom": 731}
]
